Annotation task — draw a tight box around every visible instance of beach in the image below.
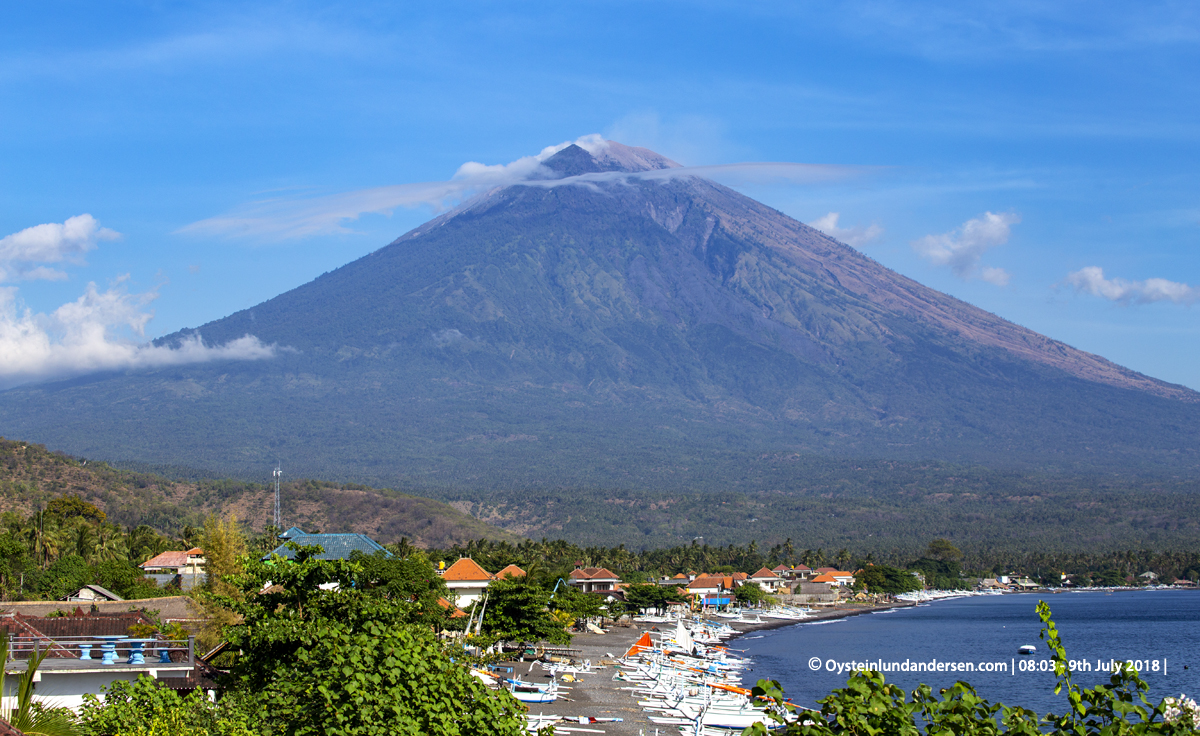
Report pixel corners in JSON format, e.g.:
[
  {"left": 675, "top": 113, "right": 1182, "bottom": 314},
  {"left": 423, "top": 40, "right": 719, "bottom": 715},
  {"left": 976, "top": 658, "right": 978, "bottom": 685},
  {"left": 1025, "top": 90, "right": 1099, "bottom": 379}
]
[{"left": 504, "top": 602, "right": 913, "bottom": 735}]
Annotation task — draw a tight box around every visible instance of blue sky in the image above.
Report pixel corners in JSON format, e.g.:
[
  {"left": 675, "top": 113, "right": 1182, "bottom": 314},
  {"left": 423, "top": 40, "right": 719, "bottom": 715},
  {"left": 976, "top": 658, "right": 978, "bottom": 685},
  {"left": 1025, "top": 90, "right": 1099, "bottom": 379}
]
[{"left": 2, "top": 1, "right": 1199, "bottom": 388}]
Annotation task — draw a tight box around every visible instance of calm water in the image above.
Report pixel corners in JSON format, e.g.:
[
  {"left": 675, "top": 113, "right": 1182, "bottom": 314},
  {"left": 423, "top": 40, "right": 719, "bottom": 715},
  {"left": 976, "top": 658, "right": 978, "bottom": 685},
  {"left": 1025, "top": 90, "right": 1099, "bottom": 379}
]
[{"left": 737, "top": 590, "right": 1200, "bottom": 715}]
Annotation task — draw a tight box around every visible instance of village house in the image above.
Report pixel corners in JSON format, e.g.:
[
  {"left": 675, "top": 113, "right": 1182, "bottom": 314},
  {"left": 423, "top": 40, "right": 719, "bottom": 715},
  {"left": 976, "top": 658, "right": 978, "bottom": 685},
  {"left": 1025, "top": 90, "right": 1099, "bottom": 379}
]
[
  {"left": 140, "top": 547, "right": 206, "bottom": 591},
  {"left": 567, "top": 563, "right": 622, "bottom": 594},
  {"left": 439, "top": 558, "right": 493, "bottom": 607},
  {"left": 809, "top": 570, "right": 856, "bottom": 588},
  {"left": 749, "top": 567, "right": 784, "bottom": 592}
]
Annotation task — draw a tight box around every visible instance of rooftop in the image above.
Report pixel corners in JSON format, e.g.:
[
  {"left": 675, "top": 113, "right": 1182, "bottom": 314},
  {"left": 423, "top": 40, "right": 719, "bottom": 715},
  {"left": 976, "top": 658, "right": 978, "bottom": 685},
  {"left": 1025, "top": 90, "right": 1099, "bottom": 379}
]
[
  {"left": 441, "top": 558, "right": 493, "bottom": 582},
  {"left": 265, "top": 531, "right": 391, "bottom": 561}
]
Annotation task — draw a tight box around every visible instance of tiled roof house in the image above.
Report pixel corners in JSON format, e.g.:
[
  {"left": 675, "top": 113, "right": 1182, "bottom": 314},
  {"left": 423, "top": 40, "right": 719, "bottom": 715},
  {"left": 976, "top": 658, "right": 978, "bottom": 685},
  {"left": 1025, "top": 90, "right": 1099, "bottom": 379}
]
[
  {"left": 567, "top": 566, "right": 621, "bottom": 594},
  {"left": 440, "top": 558, "right": 493, "bottom": 606},
  {"left": 749, "top": 566, "right": 784, "bottom": 592}
]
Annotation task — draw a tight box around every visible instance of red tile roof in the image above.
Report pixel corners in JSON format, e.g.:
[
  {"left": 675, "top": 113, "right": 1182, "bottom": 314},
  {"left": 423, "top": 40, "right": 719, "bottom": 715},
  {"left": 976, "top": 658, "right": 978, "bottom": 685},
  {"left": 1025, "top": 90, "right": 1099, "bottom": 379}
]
[
  {"left": 688, "top": 576, "right": 725, "bottom": 590},
  {"left": 568, "top": 567, "right": 619, "bottom": 581},
  {"left": 495, "top": 564, "right": 526, "bottom": 580},
  {"left": 141, "top": 548, "right": 203, "bottom": 570},
  {"left": 816, "top": 567, "right": 837, "bottom": 573},
  {"left": 772, "top": 564, "right": 790, "bottom": 572},
  {"left": 751, "top": 567, "right": 780, "bottom": 579},
  {"left": 436, "top": 597, "right": 468, "bottom": 618},
  {"left": 810, "top": 573, "right": 837, "bottom": 583},
  {"left": 0, "top": 717, "right": 25, "bottom": 736},
  {"left": 441, "top": 558, "right": 493, "bottom": 582}
]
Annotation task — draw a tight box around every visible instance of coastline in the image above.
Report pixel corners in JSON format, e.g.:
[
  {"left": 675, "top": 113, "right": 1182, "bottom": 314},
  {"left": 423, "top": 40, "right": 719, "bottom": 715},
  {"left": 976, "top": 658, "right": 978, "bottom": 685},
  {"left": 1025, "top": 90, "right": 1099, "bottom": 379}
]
[{"left": 515, "top": 602, "right": 914, "bottom": 735}]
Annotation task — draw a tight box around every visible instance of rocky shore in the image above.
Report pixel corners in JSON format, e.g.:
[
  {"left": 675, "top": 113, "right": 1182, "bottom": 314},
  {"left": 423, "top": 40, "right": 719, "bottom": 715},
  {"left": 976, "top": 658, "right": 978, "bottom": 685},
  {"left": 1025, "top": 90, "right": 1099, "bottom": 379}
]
[{"left": 505, "top": 602, "right": 913, "bottom": 735}]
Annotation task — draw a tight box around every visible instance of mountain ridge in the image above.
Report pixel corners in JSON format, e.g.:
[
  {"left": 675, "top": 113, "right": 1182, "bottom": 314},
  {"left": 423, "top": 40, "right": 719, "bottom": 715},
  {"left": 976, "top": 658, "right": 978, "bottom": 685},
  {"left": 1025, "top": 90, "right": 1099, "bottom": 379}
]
[{"left": 1, "top": 140, "right": 1197, "bottom": 491}]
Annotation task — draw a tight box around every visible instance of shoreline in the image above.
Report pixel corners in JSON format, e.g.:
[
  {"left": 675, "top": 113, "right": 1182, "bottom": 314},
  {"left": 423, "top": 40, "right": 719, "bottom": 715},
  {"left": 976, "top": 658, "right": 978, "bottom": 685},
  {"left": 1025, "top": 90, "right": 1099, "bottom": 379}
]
[{"left": 510, "top": 602, "right": 915, "bottom": 735}]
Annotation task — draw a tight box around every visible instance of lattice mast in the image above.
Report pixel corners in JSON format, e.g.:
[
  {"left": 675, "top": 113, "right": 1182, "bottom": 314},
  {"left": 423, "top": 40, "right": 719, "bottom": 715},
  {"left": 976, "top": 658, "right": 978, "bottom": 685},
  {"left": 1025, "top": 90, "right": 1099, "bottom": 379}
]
[{"left": 273, "top": 465, "right": 282, "bottom": 529}]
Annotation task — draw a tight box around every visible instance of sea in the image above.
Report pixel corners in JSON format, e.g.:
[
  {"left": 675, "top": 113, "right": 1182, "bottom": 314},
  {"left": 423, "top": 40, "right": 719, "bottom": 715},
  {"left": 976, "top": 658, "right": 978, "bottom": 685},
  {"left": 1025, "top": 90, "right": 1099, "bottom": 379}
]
[{"left": 736, "top": 590, "right": 1200, "bottom": 716}]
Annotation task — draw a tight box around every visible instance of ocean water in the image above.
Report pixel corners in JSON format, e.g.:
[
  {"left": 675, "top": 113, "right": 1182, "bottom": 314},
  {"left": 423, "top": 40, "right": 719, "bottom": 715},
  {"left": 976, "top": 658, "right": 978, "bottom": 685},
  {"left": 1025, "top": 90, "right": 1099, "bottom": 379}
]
[{"left": 737, "top": 590, "right": 1200, "bottom": 715}]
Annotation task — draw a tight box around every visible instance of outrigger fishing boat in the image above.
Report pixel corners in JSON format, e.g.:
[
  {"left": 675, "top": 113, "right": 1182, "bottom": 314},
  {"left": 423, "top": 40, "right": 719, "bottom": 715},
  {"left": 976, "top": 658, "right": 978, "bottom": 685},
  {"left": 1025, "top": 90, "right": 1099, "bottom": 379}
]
[{"left": 506, "top": 677, "right": 559, "bottom": 704}]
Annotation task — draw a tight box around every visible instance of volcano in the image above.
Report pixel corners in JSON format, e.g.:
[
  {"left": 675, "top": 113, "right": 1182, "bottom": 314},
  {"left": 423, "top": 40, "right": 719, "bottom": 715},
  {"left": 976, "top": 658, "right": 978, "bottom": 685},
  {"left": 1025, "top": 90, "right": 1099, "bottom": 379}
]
[{"left": 2, "top": 140, "right": 1197, "bottom": 488}]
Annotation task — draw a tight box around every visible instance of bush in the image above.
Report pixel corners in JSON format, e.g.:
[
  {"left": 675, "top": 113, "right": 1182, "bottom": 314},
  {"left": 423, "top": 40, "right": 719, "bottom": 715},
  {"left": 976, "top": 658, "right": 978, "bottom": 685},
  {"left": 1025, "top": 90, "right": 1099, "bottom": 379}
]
[{"left": 78, "top": 676, "right": 253, "bottom": 736}]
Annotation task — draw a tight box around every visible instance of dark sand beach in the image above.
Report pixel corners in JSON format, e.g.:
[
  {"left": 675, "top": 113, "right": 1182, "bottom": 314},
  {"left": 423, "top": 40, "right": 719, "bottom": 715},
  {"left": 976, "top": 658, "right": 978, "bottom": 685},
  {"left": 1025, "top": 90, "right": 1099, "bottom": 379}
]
[{"left": 505, "top": 602, "right": 913, "bottom": 735}]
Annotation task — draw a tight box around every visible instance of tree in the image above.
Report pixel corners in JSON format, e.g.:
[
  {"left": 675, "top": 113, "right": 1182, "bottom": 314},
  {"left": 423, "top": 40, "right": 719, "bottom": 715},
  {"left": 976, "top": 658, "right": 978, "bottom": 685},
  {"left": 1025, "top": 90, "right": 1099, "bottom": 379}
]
[
  {"left": 257, "top": 620, "right": 527, "bottom": 736},
  {"left": 202, "top": 514, "right": 247, "bottom": 598},
  {"left": 734, "top": 583, "right": 771, "bottom": 605},
  {"left": 853, "top": 565, "right": 921, "bottom": 595},
  {"left": 479, "top": 576, "right": 569, "bottom": 645},
  {"left": 218, "top": 546, "right": 526, "bottom": 736},
  {"left": 79, "top": 675, "right": 253, "bottom": 736},
  {"left": 46, "top": 496, "right": 105, "bottom": 524},
  {"left": 624, "top": 583, "right": 687, "bottom": 615},
  {"left": 926, "top": 538, "right": 962, "bottom": 562}
]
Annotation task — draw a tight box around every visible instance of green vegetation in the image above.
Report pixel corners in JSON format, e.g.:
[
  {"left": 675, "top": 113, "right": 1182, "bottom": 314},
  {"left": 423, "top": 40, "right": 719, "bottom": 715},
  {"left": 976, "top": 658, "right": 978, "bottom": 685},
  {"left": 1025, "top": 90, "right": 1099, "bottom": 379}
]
[
  {"left": 0, "top": 438, "right": 519, "bottom": 550},
  {"left": 746, "top": 602, "right": 1200, "bottom": 734},
  {"left": 0, "top": 498, "right": 176, "bottom": 601},
  {"left": 79, "top": 677, "right": 253, "bottom": 736},
  {"left": 426, "top": 536, "right": 1200, "bottom": 592}
]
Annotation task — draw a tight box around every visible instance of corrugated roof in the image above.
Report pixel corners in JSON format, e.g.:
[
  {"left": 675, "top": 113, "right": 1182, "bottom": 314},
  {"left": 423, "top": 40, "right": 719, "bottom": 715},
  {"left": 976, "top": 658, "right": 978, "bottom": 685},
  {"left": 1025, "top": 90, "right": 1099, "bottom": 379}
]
[
  {"left": 441, "top": 558, "right": 493, "bottom": 582},
  {"left": 78, "top": 584, "right": 123, "bottom": 601},
  {"left": 278, "top": 526, "right": 307, "bottom": 539},
  {"left": 265, "top": 533, "right": 391, "bottom": 561}
]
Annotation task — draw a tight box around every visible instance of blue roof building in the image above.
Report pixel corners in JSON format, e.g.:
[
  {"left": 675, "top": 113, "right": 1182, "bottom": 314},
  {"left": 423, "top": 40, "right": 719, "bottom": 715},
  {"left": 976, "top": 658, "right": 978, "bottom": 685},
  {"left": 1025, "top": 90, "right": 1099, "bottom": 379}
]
[{"left": 264, "top": 529, "right": 392, "bottom": 561}]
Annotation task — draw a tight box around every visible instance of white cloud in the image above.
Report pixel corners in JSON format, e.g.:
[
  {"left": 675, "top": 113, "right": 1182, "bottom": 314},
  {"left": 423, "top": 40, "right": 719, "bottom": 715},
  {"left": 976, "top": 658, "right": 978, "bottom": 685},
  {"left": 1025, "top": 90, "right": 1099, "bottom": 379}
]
[
  {"left": 980, "top": 266, "right": 1011, "bottom": 287},
  {"left": 808, "top": 212, "right": 884, "bottom": 248},
  {"left": 1064, "top": 266, "right": 1200, "bottom": 305},
  {"left": 0, "top": 214, "right": 119, "bottom": 281},
  {"left": 912, "top": 211, "right": 1019, "bottom": 283},
  {"left": 181, "top": 137, "right": 867, "bottom": 241},
  {"left": 0, "top": 278, "right": 277, "bottom": 389}
]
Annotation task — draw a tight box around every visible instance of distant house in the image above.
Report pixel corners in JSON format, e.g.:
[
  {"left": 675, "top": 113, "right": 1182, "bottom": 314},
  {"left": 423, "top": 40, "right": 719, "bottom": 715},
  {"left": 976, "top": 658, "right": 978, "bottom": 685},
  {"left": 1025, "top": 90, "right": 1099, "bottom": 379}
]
[
  {"left": 65, "top": 584, "right": 123, "bottom": 602},
  {"left": 567, "top": 564, "right": 621, "bottom": 594},
  {"left": 810, "top": 571, "right": 855, "bottom": 587},
  {"left": 1171, "top": 578, "right": 1197, "bottom": 587},
  {"left": 495, "top": 564, "right": 527, "bottom": 580},
  {"left": 264, "top": 529, "right": 391, "bottom": 561},
  {"left": 830, "top": 571, "right": 856, "bottom": 586},
  {"left": 749, "top": 567, "right": 784, "bottom": 592},
  {"left": 439, "top": 558, "right": 493, "bottom": 606},
  {"left": 1138, "top": 571, "right": 1158, "bottom": 582},
  {"left": 687, "top": 576, "right": 725, "bottom": 596},
  {"left": 141, "top": 548, "right": 206, "bottom": 591}
]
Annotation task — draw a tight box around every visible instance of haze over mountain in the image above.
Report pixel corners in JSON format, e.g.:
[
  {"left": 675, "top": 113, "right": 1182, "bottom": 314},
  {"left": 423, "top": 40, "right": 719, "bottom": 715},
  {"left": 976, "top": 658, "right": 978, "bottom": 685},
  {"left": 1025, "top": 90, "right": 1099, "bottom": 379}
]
[{"left": 1, "top": 140, "right": 1197, "bottom": 494}]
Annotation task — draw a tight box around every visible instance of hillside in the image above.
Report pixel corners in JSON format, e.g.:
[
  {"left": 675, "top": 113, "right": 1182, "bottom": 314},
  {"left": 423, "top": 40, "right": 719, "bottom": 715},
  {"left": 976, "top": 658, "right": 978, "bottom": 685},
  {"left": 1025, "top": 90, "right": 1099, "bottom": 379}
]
[
  {"left": 0, "top": 139, "right": 1198, "bottom": 496},
  {"left": 0, "top": 438, "right": 519, "bottom": 548}
]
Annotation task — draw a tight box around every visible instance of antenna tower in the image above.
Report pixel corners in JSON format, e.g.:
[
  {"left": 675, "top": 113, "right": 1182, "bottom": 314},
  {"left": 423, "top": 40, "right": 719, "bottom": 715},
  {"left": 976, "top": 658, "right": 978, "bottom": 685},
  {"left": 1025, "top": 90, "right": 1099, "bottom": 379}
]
[{"left": 273, "top": 465, "right": 282, "bottom": 529}]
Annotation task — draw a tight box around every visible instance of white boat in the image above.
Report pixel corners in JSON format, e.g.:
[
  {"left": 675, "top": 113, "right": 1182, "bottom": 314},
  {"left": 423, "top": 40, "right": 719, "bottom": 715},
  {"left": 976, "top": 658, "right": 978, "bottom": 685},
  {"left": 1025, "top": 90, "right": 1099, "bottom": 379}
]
[
  {"left": 1018, "top": 645, "right": 1036, "bottom": 655},
  {"left": 507, "top": 678, "right": 558, "bottom": 703}
]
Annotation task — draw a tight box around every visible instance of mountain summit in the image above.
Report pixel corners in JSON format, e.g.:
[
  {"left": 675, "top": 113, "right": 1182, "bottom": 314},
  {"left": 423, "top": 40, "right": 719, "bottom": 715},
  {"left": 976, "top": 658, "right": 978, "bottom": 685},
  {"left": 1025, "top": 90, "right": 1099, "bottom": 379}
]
[{"left": 1, "top": 140, "right": 1196, "bottom": 486}]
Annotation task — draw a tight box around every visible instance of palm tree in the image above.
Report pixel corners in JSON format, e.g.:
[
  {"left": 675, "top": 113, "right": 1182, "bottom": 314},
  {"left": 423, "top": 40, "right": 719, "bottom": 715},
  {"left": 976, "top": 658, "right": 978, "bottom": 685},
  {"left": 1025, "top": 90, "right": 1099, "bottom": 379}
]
[{"left": 0, "top": 638, "right": 78, "bottom": 735}]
